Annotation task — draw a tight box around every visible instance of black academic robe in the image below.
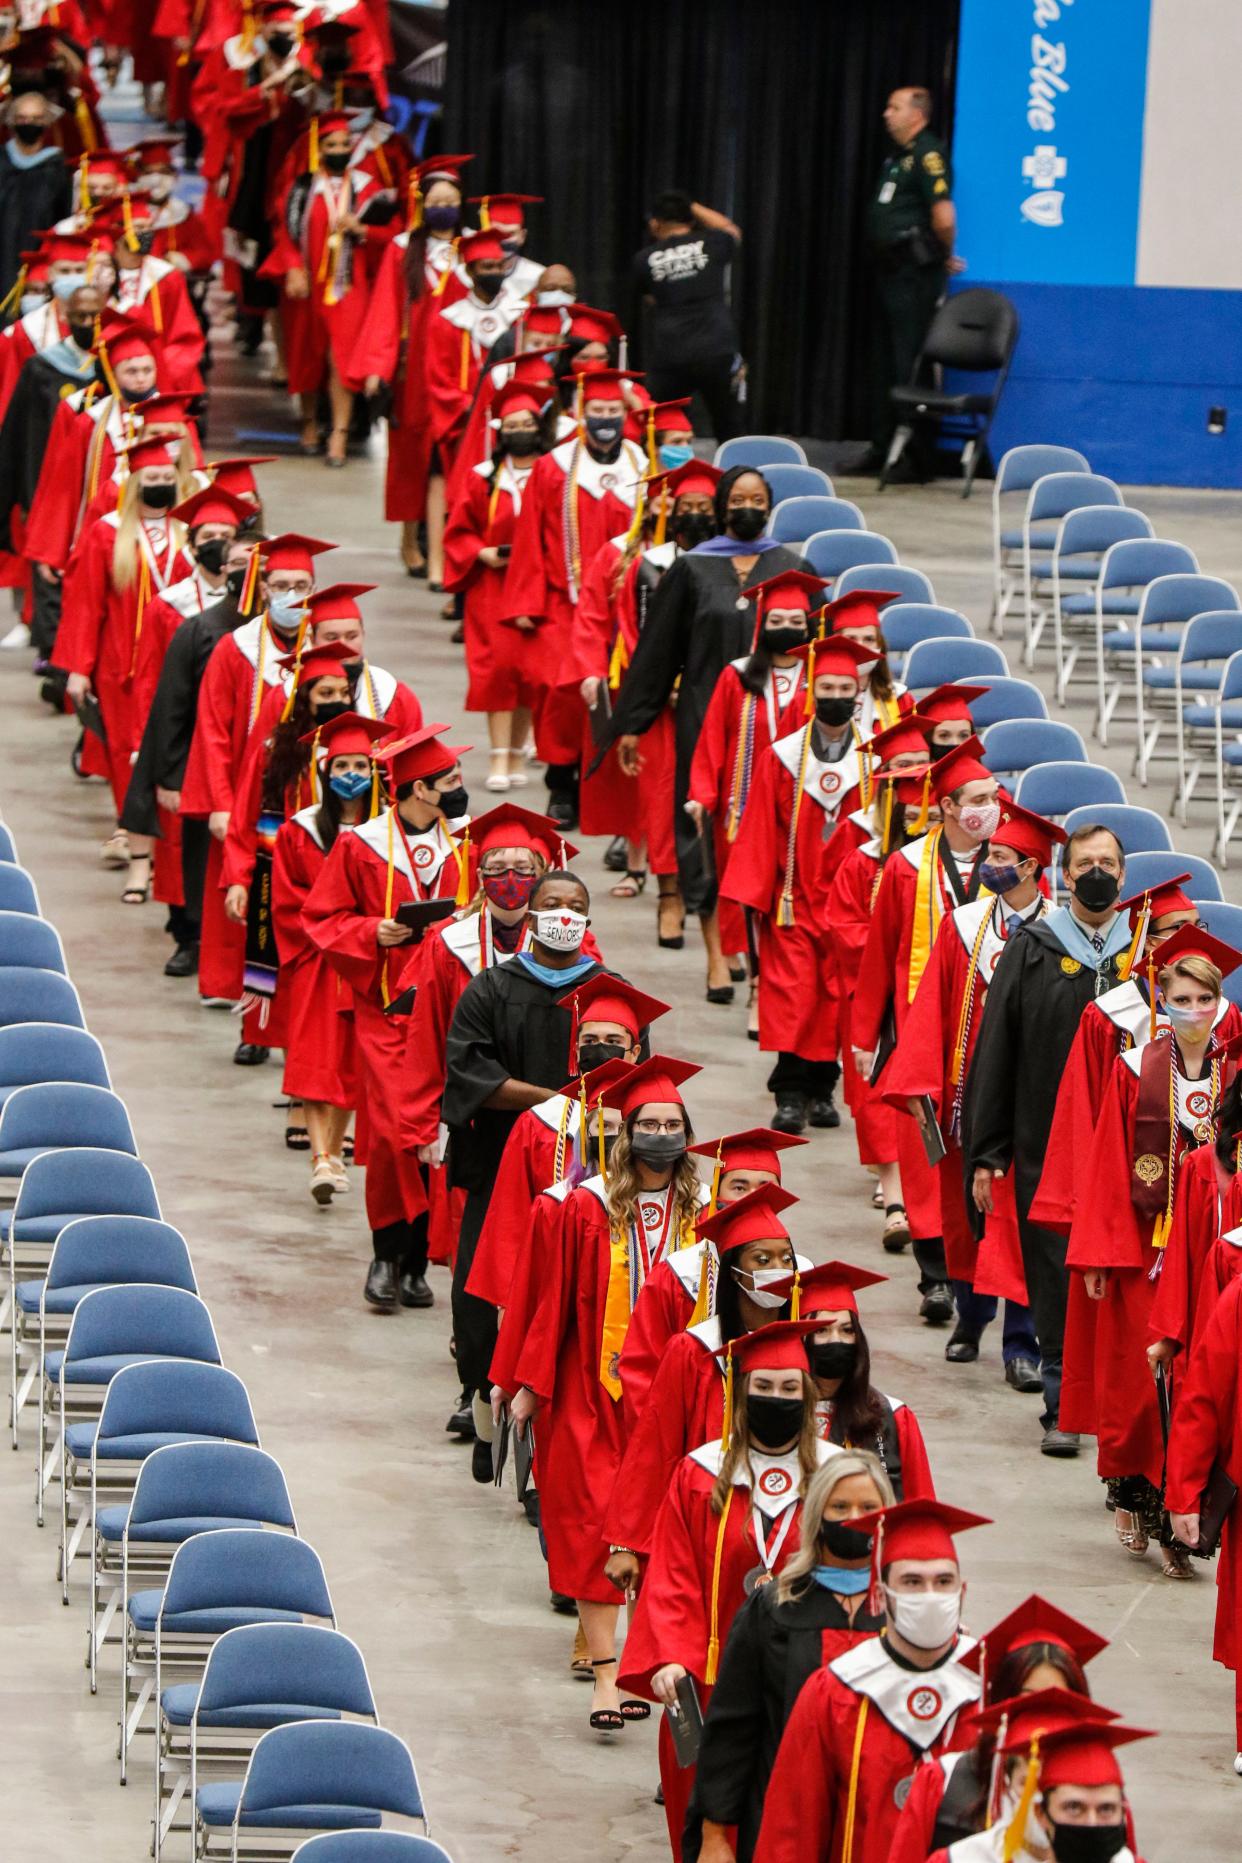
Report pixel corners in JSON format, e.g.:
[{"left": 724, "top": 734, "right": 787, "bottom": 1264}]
[
  {"left": 687, "top": 1583, "right": 885, "bottom": 1863},
  {"left": 0, "top": 347, "right": 95, "bottom": 546},
  {"left": 606, "top": 544, "right": 804, "bottom": 912},
  {"left": 120, "top": 597, "right": 243, "bottom": 837},
  {"left": 0, "top": 148, "right": 71, "bottom": 311}
]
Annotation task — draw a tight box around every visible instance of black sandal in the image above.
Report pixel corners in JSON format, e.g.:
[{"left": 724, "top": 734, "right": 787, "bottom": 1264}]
[
  {"left": 610, "top": 869, "right": 647, "bottom": 898},
  {"left": 589, "top": 1656, "right": 624, "bottom": 1733},
  {"left": 619, "top": 1699, "right": 651, "bottom": 1721},
  {"left": 120, "top": 854, "right": 151, "bottom": 905}
]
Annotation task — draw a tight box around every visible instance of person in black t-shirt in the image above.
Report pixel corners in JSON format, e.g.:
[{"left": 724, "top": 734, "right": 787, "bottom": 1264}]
[{"left": 633, "top": 189, "right": 744, "bottom": 442}]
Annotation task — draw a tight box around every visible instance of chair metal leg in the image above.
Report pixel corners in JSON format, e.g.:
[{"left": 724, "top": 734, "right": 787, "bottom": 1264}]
[{"left": 877, "top": 424, "right": 912, "bottom": 490}]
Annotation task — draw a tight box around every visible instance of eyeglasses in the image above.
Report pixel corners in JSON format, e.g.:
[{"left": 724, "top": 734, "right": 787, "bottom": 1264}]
[{"left": 633, "top": 1118, "right": 685, "bottom": 1135}]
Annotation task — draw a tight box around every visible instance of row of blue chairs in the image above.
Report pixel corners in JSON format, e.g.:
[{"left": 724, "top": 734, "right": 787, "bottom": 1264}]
[{"left": 0, "top": 816, "right": 450, "bottom": 1863}]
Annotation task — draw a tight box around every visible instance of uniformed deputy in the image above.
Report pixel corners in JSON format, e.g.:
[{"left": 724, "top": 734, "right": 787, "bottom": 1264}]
[{"left": 865, "top": 86, "right": 961, "bottom": 473}]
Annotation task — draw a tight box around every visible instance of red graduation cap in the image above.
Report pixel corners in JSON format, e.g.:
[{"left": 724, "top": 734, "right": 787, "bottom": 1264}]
[
  {"left": 567, "top": 303, "right": 623, "bottom": 348},
  {"left": 766, "top": 1258, "right": 888, "bottom": 1317},
  {"left": 821, "top": 589, "right": 904, "bottom": 633},
  {"left": 120, "top": 435, "right": 175, "bottom": 473},
  {"left": 459, "top": 229, "right": 505, "bottom": 265},
  {"left": 643, "top": 397, "right": 694, "bottom": 435},
  {"left": 126, "top": 136, "right": 180, "bottom": 171},
  {"left": 469, "top": 191, "right": 542, "bottom": 227},
  {"left": 314, "top": 110, "right": 353, "bottom": 138},
  {"left": 1032, "top": 1719, "right": 1153, "bottom": 1790},
  {"left": 960, "top": 1594, "right": 1109, "bottom": 1693},
  {"left": 573, "top": 1052, "right": 637, "bottom": 1103},
  {"left": 742, "top": 568, "right": 830, "bottom": 619},
  {"left": 510, "top": 351, "right": 559, "bottom": 385},
  {"left": 914, "top": 682, "right": 990, "bottom": 728},
  {"left": 135, "top": 393, "right": 198, "bottom": 429},
  {"left": 695, "top": 1183, "right": 798, "bottom": 1257},
  {"left": 877, "top": 767, "right": 933, "bottom": 808},
  {"left": 169, "top": 486, "right": 251, "bottom": 530},
  {"left": 207, "top": 456, "right": 275, "bottom": 500},
  {"left": 274, "top": 639, "right": 358, "bottom": 685},
  {"left": 297, "top": 710, "right": 389, "bottom": 762},
  {"left": 595, "top": 1053, "right": 701, "bottom": 1118},
  {"left": 989, "top": 799, "right": 1067, "bottom": 868},
  {"left": 262, "top": 533, "right": 336, "bottom": 577},
  {"left": 928, "top": 734, "right": 992, "bottom": 803},
  {"left": 305, "top": 583, "right": 376, "bottom": 628},
  {"left": 688, "top": 1126, "right": 808, "bottom": 1180},
  {"left": 868, "top": 714, "right": 934, "bottom": 767},
  {"left": 378, "top": 724, "right": 472, "bottom": 788},
  {"left": 473, "top": 800, "right": 578, "bottom": 866},
  {"left": 1150, "top": 921, "right": 1242, "bottom": 981},
  {"left": 81, "top": 151, "right": 131, "bottom": 185},
  {"left": 93, "top": 310, "right": 159, "bottom": 365},
  {"left": 414, "top": 152, "right": 474, "bottom": 185},
  {"left": 850, "top": 1497, "right": 991, "bottom": 1567},
  {"left": 798, "top": 633, "right": 875, "bottom": 684},
  {"left": 521, "top": 304, "right": 567, "bottom": 338},
  {"left": 1119, "top": 871, "right": 1196, "bottom": 930},
  {"left": 711, "top": 1316, "right": 822, "bottom": 1378},
  {"left": 640, "top": 459, "right": 723, "bottom": 504},
  {"left": 44, "top": 228, "right": 109, "bottom": 266},
  {"left": 557, "top": 973, "right": 669, "bottom": 1040},
  {"left": 577, "top": 365, "right": 636, "bottom": 402},
  {"left": 491, "top": 380, "right": 547, "bottom": 423},
  {"left": 972, "top": 1687, "right": 1118, "bottom": 1742}
]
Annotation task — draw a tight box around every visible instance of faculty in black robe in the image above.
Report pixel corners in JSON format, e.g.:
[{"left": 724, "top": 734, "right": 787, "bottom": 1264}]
[
  {"left": 0, "top": 98, "right": 71, "bottom": 310},
  {"left": 607, "top": 467, "right": 802, "bottom": 914}
]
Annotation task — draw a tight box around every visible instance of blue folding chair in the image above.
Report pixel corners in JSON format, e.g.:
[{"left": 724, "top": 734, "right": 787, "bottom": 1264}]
[
  {"left": 1158, "top": 614, "right": 1242, "bottom": 820},
  {"left": 0, "top": 967, "right": 85, "bottom": 1030},
  {"left": 161, "top": 1626, "right": 378, "bottom": 1861},
  {"left": 0, "top": 865, "right": 40, "bottom": 915},
  {"left": 834, "top": 563, "right": 934, "bottom": 606},
  {"left": 197, "top": 1721, "right": 425, "bottom": 1861},
  {"left": 1061, "top": 803, "right": 1172, "bottom": 857},
  {"left": 802, "top": 530, "right": 898, "bottom": 581},
  {"left": 959, "top": 677, "right": 1049, "bottom": 728},
  {"left": 1013, "top": 762, "right": 1127, "bottom": 819},
  {"left": 113, "top": 1443, "right": 298, "bottom": 1765},
  {"left": 757, "top": 463, "right": 832, "bottom": 505},
  {"left": 0, "top": 1081, "right": 137, "bottom": 1194},
  {"left": 0, "top": 822, "right": 17, "bottom": 863},
  {"left": 1198, "top": 651, "right": 1242, "bottom": 865},
  {"left": 1194, "top": 902, "right": 1242, "bottom": 974},
  {"left": 1049, "top": 505, "right": 1155, "bottom": 701},
  {"left": 0, "top": 1021, "right": 109, "bottom": 1110},
  {"left": 1081, "top": 545, "right": 1202, "bottom": 743},
  {"left": 1124, "top": 853, "right": 1223, "bottom": 903},
  {"left": 980, "top": 720, "right": 1087, "bottom": 778},
  {"left": 1126, "top": 580, "right": 1242, "bottom": 785},
  {"left": 12, "top": 1214, "right": 195, "bottom": 1448},
  {"left": 0, "top": 912, "right": 67, "bottom": 974},
  {"left": 992, "top": 445, "right": 1090, "bottom": 636},
  {"left": 1018, "top": 472, "right": 1123, "bottom": 665},
  {"left": 713, "top": 436, "right": 807, "bottom": 472},
  {"left": 292, "top": 1839, "right": 454, "bottom": 1863},
  {"left": 902, "top": 638, "right": 1009, "bottom": 694},
  {"left": 882, "top": 604, "right": 973, "bottom": 658},
  {"left": 769, "top": 495, "right": 863, "bottom": 545}
]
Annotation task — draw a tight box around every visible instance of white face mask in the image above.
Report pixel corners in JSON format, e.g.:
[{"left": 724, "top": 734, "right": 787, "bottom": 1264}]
[
  {"left": 884, "top": 1584, "right": 962, "bottom": 1650},
  {"left": 957, "top": 800, "right": 1000, "bottom": 843},
  {"left": 536, "top": 288, "right": 574, "bottom": 307},
  {"left": 733, "top": 1266, "right": 787, "bottom": 1310},
  {"left": 532, "top": 908, "right": 588, "bottom": 953}
]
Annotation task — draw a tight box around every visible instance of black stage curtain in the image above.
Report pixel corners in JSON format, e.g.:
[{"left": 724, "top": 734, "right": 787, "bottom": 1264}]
[{"left": 443, "top": 0, "right": 959, "bottom": 437}]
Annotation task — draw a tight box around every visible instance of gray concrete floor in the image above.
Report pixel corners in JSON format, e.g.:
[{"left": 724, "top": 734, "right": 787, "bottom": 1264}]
[{"left": 2, "top": 350, "right": 1241, "bottom": 1860}]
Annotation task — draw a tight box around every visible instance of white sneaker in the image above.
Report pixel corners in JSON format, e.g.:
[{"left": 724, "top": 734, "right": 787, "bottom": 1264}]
[
  {"left": 0, "top": 621, "right": 30, "bottom": 650},
  {"left": 1234, "top": 1751, "right": 1242, "bottom": 1776},
  {"left": 310, "top": 1156, "right": 336, "bottom": 1205}
]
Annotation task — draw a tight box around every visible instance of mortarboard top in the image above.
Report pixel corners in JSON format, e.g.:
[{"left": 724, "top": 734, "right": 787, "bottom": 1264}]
[
  {"left": 695, "top": 1183, "right": 798, "bottom": 1256},
  {"left": 521, "top": 304, "right": 566, "bottom": 337},
  {"left": 274, "top": 639, "right": 358, "bottom": 684},
  {"left": 43, "top": 228, "right": 107, "bottom": 265},
  {"left": 262, "top": 533, "right": 336, "bottom": 576},
  {"left": 595, "top": 1053, "right": 700, "bottom": 1118},
  {"left": 168, "top": 486, "right": 251, "bottom": 530},
  {"left": 821, "top": 589, "right": 903, "bottom": 632},
  {"left": 766, "top": 1258, "right": 888, "bottom": 1317},
  {"left": 644, "top": 397, "right": 694, "bottom": 433},
  {"left": 473, "top": 801, "right": 578, "bottom": 865},
  {"left": 459, "top": 229, "right": 505, "bottom": 265},
  {"left": 557, "top": 973, "right": 669, "bottom": 1039},
  {"left": 799, "top": 633, "right": 875, "bottom": 684},
  {"left": 509, "top": 351, "right": 560, "bottom": 384},
  {"left": 577, "top": 365, "right": 637, "bottom": 402},
  {"left": 120, "top": 435, "right": 175, "bottom": 473},
  {"left": 314, "top": 109, "right": 353, "bottom": 138},
  {"left": 567, "top": 303, "right": 623, "bottom": 347},
  {"left": 82, "top": 151, "right": 130, "bottom": 182},
  {"left": 377, "top": 724, "right": 471, "bottom": 789},
  {"left": 414, "top": 152, "right": 474, "bottom": 184},
  {"left": 135, "top": 391, "right": 197, "bottom": 427},
  {"left": 914, "top": 682, "right": 989, "bottom": 727},
  {"left": 711, "top": 1317, "right": 823, "bottom": 1377},
  {"left": 469, "top": 192, "right": 542, "bottom": 226},
  {"left": 742, "top": 568, "right": 830, "bottom": 617},
  {"left": 1149, "top": 922, "right": 1242, "bottom": 981},
  {"left": 850, "top": 1496, "right": 991, "bottom": 1566},
  {"left": 1019, "top": 1717, "right": 1153, "bottom": 1789},
  {"left": 928, "top": 734, "right": 992, "bottom": 802},
  {"left": 126, "top": 136, "right": 180, "bottom": 169},
  {"left": 1119, "top": 871, "right": 1195, "bottom": 929},
  {"left": 989, "top": 799, "right": 1067, "bottom": 868},
  {"left": 960, "top": 1593, "right": 1109, "bottom": 1687},
  {"left": 876, "top": 767, "right": 934, "bottom": 808},
  {"left": 868, "top": 714, "right": 933, "bottom": 765},
  {"left": 93, "top": 310, "right": 159, "bottom": 364},
  {"left": 304, "top": 583, "right": 376, "bottom": 627},
  {"left": 207, "top": 457, "right": 275, "bottom": 497},
  {"left": 297, "top": 710, "right": 389, "bottom": 761},
  {"left": 688, "top": 1126, "right": 808, "bottom": 1177},
  {"left": 491, "top": 380, "right": 547, "bottom": 422},
  {"left": 640, "top": 459, "right": 723, "bottom": 503}
]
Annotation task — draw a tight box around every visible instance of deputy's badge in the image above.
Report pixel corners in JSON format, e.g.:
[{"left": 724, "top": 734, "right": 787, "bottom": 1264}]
[
  {"left": 1135, "top": 1154, "right": 1165, "bottom": 1185},
  {"left": 923, "top": 150, "right": 945, "bottom": 175},
  {"left": 1060, "top": 956, "right": 1082, "bottom": 975}
]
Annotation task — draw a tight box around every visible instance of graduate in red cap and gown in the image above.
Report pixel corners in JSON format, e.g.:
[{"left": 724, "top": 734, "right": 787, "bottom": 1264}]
[
  {"left": 723, "top": 631, "right": 876, "bottom": 1133},
  {"left": 852, "top": 737, "right": 1001, "bottom": 1324},
  {"left": 470, "top": 189, "right": 545, "bottom": 296},
  {"left": 619, "top": 1319, "right": 836, "bottom": 1851},
  {"left": 824, "top": 588, "right": 913, "bottom": 742},
  {"left": 1064, "top": 926, "right": 1242, "bottom": 1573},
  {"left": 1147, "top": 1069, "right": 1242, "bottom": 1369},
  {"left": 126, "top": 136, "right": 218, "bottom": 275},
  {"left": 424, "top": 228, "right": 526, "bottom": 469},
  {"left": 443, "top": 307, "right": 566, "bottom": 503},
  {"left": 92, "top": 196, "right": 206, "bottom": 394},
  {"left": 501, "top": 1056, "right": 703, "bottom": 1722},
  {"left": 0, "top": 230, "right": 101, "bottom": 421},
  {"left": 753, "top": 1498, "right": 989, "bottom": 1863},
  {"left": 883, "top": 797, "right": 1062, "bottom": 1381},
  {"left": 271, "top": 710, "right": 388, "bottom": 1205}
]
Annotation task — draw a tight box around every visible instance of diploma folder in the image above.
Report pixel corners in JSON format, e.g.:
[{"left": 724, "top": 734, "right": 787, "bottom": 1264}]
[
  {"left": 915, "top": 1095, "right": 948, "bottom": 1168},
  {"left": 665, "top": 1674, "right": 705, "bottom": 1768},
  {"left": 587, "top": 681, "right": 613, "bottom": 750},
  {"left": 394, "top": 897, "right": 457, "bottom": 939}
]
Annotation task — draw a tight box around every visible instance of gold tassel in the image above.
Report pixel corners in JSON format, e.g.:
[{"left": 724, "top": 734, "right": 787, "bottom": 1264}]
[
  {"left": 240, "top": 546, "right": 261, "bottom": 617},
  {"left": 453, "top": 824, "right": 472, "bottom": 908},
  {"left": 406, "top": 175, "right": 423, "bottom": 233},
  {"left": 719, "top": 1344, "right": 734, "bottom": 1450},
  {"left": 840, "top": 1698, "right": 871, "bottom": 1863},
  {"left": 1001, "top": 1740, "right": 1041, "bottom": 1863},
  {"left": 645, "top": 408, "right": 657, "bottom": 476},
  {"left": 369, "top": 757, "right": 380, "bottom": 817},
  {"left": 789, "top": 1272, "right": 802, "bottom": 1322},
  {"left": 478, "top": 196, "right": 491, "bottom": 230},
  {"left": 1149, "top": 956, "right": 1158, "bottom": 1043},
  {"left": 914, "top": 769, "right": 931, "bottom": 835},
  {"left": 607, "top": 630, "right": 629, "bottom": 693},
  {"left": 688, "top": 1249, "right": 712, "bottom": 1327},
  {"left": 0, "top": 263, "right": 28, "bottom": 318},
  {"left": 75, "top": 97, "right": 98, "bottom": 156},
  {"left": 577, "top": 1078, "right": 589, "bottom": 1168},
  {"left": 1119, "top": 895, "right": 1151, "bottom": 983},
  {"left": 708, "top": 1138, "right": 724, "bottom": 1214},
  {"left": 596, "top": 1097, "right": 607, "bottom": 1181},
  {"left": 149, "top": 280, "right": 164, "bottom": 334},
  {"left": 654, "top": 484, "right": 670, "bottom": 548},
  {"left": 309, "top": 726, "right": 322, "bottom": 805},
  {"left": 309, "top": 117, "right": 320, "bottom": 175},
  {"left": 122, "top": 191, "right": 139, "bottom": 253},
  {"left": 704, "top": 1486, "right": 734, "bottom": 1685}
]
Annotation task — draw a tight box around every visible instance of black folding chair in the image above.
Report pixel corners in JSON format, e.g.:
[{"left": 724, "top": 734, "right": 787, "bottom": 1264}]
[{"left": 882, "top": 287, "right": 1019, "bottom": 499}]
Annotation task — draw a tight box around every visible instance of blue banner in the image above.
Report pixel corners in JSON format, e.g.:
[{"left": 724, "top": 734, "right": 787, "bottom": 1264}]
[{"left": 952, "top": 0, "right": 1153, "bottom": 286}]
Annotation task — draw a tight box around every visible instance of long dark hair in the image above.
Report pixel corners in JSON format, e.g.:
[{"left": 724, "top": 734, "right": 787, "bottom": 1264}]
[
  {"left": 1217, "top": 1075, "right": 1242, "bottom": 1170},
  {"left": 738, "top": 627, "right": 808, "bottom": 697},
  {"left": 716, "top": 1259, "right": 790, "bottom": 1345},
  {"left": 714, "top": 464, "right": 771, "bottom": 534},
  {"left": 311, "top": 769, "right": 383, "bottom": 852},
  {"left": 819, "top": 1311, "right": 885, "bottom": 1445},
  {"left": 961, "top": 1641, "right": 1091, "bottom": 1825},
  {"left": 261, "top": 675, "right": 357, "bottom": 811}
]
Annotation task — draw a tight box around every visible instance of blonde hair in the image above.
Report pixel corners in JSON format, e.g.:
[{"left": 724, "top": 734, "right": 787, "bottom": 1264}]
[
  {"left": 606, "top": 1122, "right": 702, "bottom": 1245},
  {"left": 111, "top": 457, "right": 194, "bottom": 590},
  {"left": 1157, "top": 953, "right": 1222, "bottom": 997},
  {"left": 775, "top": 1448, "right": 894, "bottom": 1604}
]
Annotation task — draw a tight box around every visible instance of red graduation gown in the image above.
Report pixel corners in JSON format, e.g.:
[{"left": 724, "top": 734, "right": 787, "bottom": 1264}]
[
  {"left": 468, "top": 1094, "right": 583, "bottom": 1314},
  {"left": 1146, "top": 1144, "right": 1242, "bottom": 1355},
  {"left": 423, "top": 288, "right": 523, "bottom": 458},
  {"left": 444, "top": 458, "right": 544, "bottom": 712},
  {"left": 267, "top": 170, "right": 387, "bottom": 395},
  {"left": 823, "top": 835, "right": 898, "bottom": 1167},
  {"left": 271, "top": 809, "right": 357, "bottom": 1107},
  {"left": 753, "top": 1636, "right": 981, "bottom": 1863},
  {"left": 112, "top": 256, "right": 205, "bottom": 392},
  {"left": 607, "top": 1318, "right": 728, "bottom": 1558},
  {"left": 616, "top": 1242, "right": 714, "bottom": 1423},
  {"left": 23, "top": 392, "right": 118, "bottom": 573}
]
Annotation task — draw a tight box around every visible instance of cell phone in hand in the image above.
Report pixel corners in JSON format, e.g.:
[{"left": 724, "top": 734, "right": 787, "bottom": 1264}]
[{"left": 495, "top": 544, "right": 511, "bottom": 561}]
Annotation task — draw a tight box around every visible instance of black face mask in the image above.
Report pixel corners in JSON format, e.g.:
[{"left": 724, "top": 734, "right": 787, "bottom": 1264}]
[
  {"left": 820, "top": 1518, "right": 872, "bottom": 1562},
  {"left": 141, "top": 482, "right": 176, "bottom": 509},
  {"left": 119, "top": 381, "right": 156, "bottom": 404},
  {"left": 811, "top": 1340, "right": 857, "bottom": 1382},
  {"left": 473, "top": 272, "right": 503, "bottom": 302},
  {"left": 728, "top": 506, "right": 767, "bottom": 542},
  {"left": 422, "top": 203, "right": 460, "bottom": 234},
  {"left": 225, "top": 567, "right": 248, "bottom": 603},
  {"left": 815, "top": 696, "right": 855, "bottom": 728},
  {"left": 503, "top": 430, "right": 542, "bottom": 457},
  {"left": 13, "top": 122, "right": 44, "bottom": 147},
  {"left": 69, "top": 321, "right": 96, "bottom": 350},
  {"left": 267, "top": 30, "right": 294, "bottom": 56},
  {"left": 321, "top": 149, "right": 351, "bottom": 175},
  {"left": 629, "top": 1130, "right": 686, "bottom": 1168},
  {"left": 434, "top": 784, "right": 469, "bottom": 820},
  {"left": 1071, "top": 865, "right": 1120, "bottom": 912},
  {"left": 762, "top": 626, "right": 808, "bottom": 656},
  {"left": 319, "top": 47, "right": 349, "bottom": 75},
  {"left": 747, "top": 1394, "right": 804, "bottom": 1450},
  {"left": 577, "top": 1039, "right": 627, "bottom": 1076},
  {"left": 195, "top": 538, "right": 228, "bottom": 575},
  {"left": 673, "top": 512, "right": 715, "bottom": 550},
  {"left": 585, "top": 414, "right": 623, "bottom": 452},
  {"left": 312, "top": 699, "right": 350, "bottom": 725},
  {"left": 1045, "top": 1821, "right": 1127, "bottom": 1863}
]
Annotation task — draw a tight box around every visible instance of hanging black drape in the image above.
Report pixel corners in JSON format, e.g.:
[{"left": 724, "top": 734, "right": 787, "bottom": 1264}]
[{"left": 443, "top": 0, "right": 958, "bottom": 437}]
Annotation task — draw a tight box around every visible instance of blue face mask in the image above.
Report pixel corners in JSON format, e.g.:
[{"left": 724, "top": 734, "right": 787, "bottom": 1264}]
[
  {"left": 51, "top": 272, "right": 88, "bottom": 301},
  {"left": 812, "top": 1565, "right": 872, "bottom": 1595},
  {"left": 978, "top": 860, "right": 1023, "bottom": 895},
  {"left": 267, "top": 592, "right": 306, "bottom": 629},
  {"left": 659, "top": 441, "right": 694, "bottom": 471},
  {"left": 329, "top": 769, "right": 371, "bottom": 801},
  {"left": 19, "top": 291, "right": 47, "bottom": 316}
]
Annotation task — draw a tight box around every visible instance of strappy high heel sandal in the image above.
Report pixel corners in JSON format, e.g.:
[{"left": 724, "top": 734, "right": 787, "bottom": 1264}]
[
  {"left": 656, "top": 877, "right": 685, "bottom": 948},
  {"left": 325, "top": 427, "right": 349, "bottom": 469},
  {"left": 610, "top": 869, "right": 647, "bottom": 898},
  {"left": 588, "top": 1656, "right": 624, "bottom": 1734},
  {"left": 1114, "top": 1508, "right": 1148, "bottom": 1557},
  {"left": 121, "top": 853, "right": 151, "bottom": 904}
]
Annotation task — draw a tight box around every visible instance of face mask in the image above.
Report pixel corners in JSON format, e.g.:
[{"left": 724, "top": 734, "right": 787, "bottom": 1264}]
[
  {"left": 884, "top": 1585, "right": 962, "bottom": 1651},
  {"left": 536, "top": 288, "right": 574, "bottom": 307},
  {"left": 118, "top": 379, "right": 155, "bottom": 403},
  {"left": 320, "top": 48, "right": 349, "bottom": 75},
  {"left": 820, "top": 1518, "right": 873, "bottom": 1561},
  {"left": 13, "top": 121, "right": 44, "bottom": 146},
  {"left": 659, "top": 441, "right": 694, "bottom": 470},
  {"left": 141, "top": 482, "right": 176, "bottom": 509},
  {"left": 422, "top": 203, "right": 460, "bottom": 234},
  {"left": 585, "top": 414, "right": 623, "bottom": 451},
  {"left": 267, "top": 593, "right": 306, "bottom": 631},
  {"left": 1045, "top": 1822, "right": 1128, "bottom": 1863},
  {"left": 1164, "top": 1001, "right": 1217, "bottom": 1038},
  {"left": 813, "top": 1563, "right": 871, "bottom": 1595},
  {"left": 728, "top": 505, "right": 767, "bottom": 542},
  {"left": 577, "top": 1038, "right": 627, "bottom": 1075},
  {"left": 978, "top": 860, "right": 1023, "bottom": 895},
  {"left": 815, "top": 696, "right": 855, "bottom": 729},
  {"left": 144, "top": 173, "right": 174, "bottom": 202},
  {"left": 499, "top": 233, "right": 523, "bottom": 254},
  {"left": 51, "top": 271, "right": 88, "bottom": 301},
  {"left": 673, "top": 512, "right": 715, "bottom": 550},
  {"left": 267, "top": 30, "right": 294, "bottom": 56},
  {"left": 312, "top": 698, "right": 350, "bottom": 725},
  {"left": 733, "top": 1266, "right": 788, "bottom": 1311},
  {"left": 69, "top": 320, "right": 96, "bottom": 350},
  {"left": 957, "top": 800, "right": 1001, "bottom": 841},
  {"left": 747, "top": 1393, "right": 804, "bottom": 1449},
  {"left": 434, "top": 783, "right": 469, "bottom": 820},
  {"left": 532, "top": 906, "right": 588, "bottom": 951},
  {"left": 763, "top": 626, "right": 808, "bottom": 655},
  {"left": 329, "top": 769, "right": 371, "bottom": 800},
  {"left": 226, "top": 567, "right": 248, "bottom": 603},
  {"left": 811, "top": 1340, "right": 857, "bottom": 1381},
  {"left": 321, "top": 148, "right": 351, "bottom": 174},
  {"left": 473, "top": 272, "right": 503, "bottom": 302},
  {"left": 503, "top": 429, "right": 541, "bottom": 457},
  {"left": 482, "top": 869, "right": 538, "bottom": 912},
  {"left": 195, "top": 537, "right": 228, "bottom": 575},
  {"left": 1072, "top": 865, "right": 1120, "bottom": 912},
  {"left": 630, "top": 1129, "right": 686, "bottom": 1168},
  {"left": 20, "top": 291, "right": 47, "bottom": 315}
]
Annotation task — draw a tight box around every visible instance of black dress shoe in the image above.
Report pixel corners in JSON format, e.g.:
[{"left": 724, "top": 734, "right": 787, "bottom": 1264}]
[
  {"left": 1040, "top": 1427, "right": 1080, "bottom": 1458},
  {"left": 232, "top": 1042, "right": 270, "bottom": 1066},
  {"left": 446, "top": 1391, "right": 476, "bottom": 1439},
  {"left": 364, "top": 1258, "right": 398, "bottom": 1310},
  {"left": 1005, "top": 1356, "right": 1044, "bottom": 1393},
  {"left": 807, "top": 1096, "right": 841, "bottom": 1128},
  {"left": 602, "top": 836, "right": 629, "bottom": 873},
  {"left": 471, "top": 1438, "right": 493, "bottom": 1483},
  {"left": 548, "top": 1591, "right": 578, "bottom": 1616},
  {"left": 945, "top": 1325, "right": 981, "bottom": 1363},
  {"left": 546, "top": 795, "right": 578, "bottom": 831},
  {"left": 521, "top": 1489, "right": 540, "bottom": 1528},
  {"left": 771, "top": 1094, "right": 807, "bottom": 1135},
  {"left": 163, "top": 942, "right": 199, "bottom": 978},
  {"left": 399, "top": 1272, "right": 434, "bottom": 1308},
  {"left": 705, "top": 984, "right": 735, "bottom": 1005},
  {"left": 919, "top": 1282, "right": 955, "bottom": 1325}
]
